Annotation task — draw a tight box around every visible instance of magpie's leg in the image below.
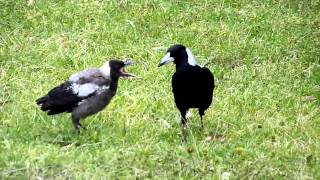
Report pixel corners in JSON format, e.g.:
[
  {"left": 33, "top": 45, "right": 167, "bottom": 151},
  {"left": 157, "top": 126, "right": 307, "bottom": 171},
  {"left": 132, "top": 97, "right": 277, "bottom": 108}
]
[
  {"left": 78, "top": 122, "right": 87, "bottom": 130},
  {"left": 200, "top": 115, "right": 204, "bottom": 129},
  {"left": 199, "top": 109, "right": 205, "bottom": 129},
  {"left": 180, "top": 109, "right": 188, "bottom": 142},
  {"left": 71, "top": 115, "right": 83, "bottom": 133}
]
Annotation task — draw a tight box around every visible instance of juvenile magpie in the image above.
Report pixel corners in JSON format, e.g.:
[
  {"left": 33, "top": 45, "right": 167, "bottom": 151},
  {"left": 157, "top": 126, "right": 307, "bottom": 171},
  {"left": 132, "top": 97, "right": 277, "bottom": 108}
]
[
  {"left": 158, "top": 44, "right": 215, "bottom": 130},
  {"left": 36, "top": 60, "right": 135, "bottom": 131}
]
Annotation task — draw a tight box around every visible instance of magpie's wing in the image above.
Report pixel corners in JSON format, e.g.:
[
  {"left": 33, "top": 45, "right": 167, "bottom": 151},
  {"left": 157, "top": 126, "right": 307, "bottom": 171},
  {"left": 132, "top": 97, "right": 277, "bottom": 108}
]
[
  {"left": 36, "top": 69, "right": 111, "bottom": 115},
  {"left": 69, "top": 69, "right": 111, "bottom": 97},
  {"left": 201, "top": 67, "right": 215, "bottom": 91}
]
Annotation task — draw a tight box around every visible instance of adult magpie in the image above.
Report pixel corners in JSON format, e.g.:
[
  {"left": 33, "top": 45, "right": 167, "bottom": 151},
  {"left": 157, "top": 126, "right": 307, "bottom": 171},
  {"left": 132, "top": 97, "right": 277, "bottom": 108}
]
[
  {"left": 158, "top": 44, "right": 215, "bottom": 130},
  {"left": 36, "top": 60, "right": 135, "bottom": 131}
]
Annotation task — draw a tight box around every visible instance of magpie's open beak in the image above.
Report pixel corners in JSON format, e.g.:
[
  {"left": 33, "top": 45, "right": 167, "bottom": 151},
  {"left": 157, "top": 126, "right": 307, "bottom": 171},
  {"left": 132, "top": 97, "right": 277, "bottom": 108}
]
[
  {"left": 120, "top": 60, "right": 136, "bottom": 77},
  {"left": 158, "top": 53, "right": 174, "bottom": 67}
]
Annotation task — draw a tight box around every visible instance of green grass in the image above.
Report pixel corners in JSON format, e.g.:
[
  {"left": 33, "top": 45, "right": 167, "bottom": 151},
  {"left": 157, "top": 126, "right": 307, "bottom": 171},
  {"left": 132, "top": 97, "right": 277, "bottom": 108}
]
[{"left": 1, "top": 0, "right": 320, "bottom": 179}]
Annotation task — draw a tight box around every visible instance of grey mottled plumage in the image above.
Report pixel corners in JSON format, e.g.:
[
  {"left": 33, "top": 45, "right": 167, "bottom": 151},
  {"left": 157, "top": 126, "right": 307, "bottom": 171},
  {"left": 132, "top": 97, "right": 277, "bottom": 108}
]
[{"left": 36, "top": 60, "right": 135, "bottom": 130}]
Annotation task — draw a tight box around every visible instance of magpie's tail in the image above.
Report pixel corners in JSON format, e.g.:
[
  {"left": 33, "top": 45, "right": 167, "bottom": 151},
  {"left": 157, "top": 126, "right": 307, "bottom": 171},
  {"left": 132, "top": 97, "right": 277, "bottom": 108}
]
[
  {"left": 36, "top": 95, "right": 67, "bottom": 115},
  {"left": 36, "top": 95, "right": 50, "bottom": 111}
]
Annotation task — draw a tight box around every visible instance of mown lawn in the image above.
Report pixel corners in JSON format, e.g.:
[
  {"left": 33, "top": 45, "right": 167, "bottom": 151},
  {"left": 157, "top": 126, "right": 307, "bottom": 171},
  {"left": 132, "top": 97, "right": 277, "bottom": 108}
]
[{"left": 1, "top": 0, "right": 319, "bottom": 179}]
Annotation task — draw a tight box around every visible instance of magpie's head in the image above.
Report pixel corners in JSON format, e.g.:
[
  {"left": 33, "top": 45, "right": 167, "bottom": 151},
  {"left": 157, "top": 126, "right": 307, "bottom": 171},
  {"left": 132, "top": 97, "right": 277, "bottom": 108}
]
[
  {"left": 101, "top": 60, "right": 135, "bottom": 79},
  {"left": 158, "top": 44, "right": 197, "bottom": 67}
]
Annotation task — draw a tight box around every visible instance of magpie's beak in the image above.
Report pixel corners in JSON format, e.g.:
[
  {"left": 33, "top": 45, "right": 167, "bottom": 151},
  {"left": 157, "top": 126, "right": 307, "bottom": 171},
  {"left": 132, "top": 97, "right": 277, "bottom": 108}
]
[
  {"left": 124, "top": 60, "right": 134, "bottom": 66},
  {"left": 121, "top": 60, "right": 136, "bottom": 77},
  {"left": 158, "top": 53, "right": 174, "bottom": 67}
]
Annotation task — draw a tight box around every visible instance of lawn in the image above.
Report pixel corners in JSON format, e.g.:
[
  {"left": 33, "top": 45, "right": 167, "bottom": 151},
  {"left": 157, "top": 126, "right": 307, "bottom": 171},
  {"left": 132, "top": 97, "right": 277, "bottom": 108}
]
[{"left": 1, "top": 0, "right": 319, "bottom": 179}]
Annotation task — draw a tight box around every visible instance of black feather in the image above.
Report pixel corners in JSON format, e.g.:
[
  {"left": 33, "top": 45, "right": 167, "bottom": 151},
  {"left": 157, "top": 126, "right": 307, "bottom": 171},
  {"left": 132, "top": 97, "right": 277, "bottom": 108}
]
[
  {"left": 36, "top": 81, "right": 83, "bottom": 115},
  {"left": 172, "top": 65, "right": 214, "bottom": 110},
  {"left": 172, "top": 65, "right": 215, "bottom": 124},
  {"left": 159, "top": 44, "right": 215, "bottom": 129}
]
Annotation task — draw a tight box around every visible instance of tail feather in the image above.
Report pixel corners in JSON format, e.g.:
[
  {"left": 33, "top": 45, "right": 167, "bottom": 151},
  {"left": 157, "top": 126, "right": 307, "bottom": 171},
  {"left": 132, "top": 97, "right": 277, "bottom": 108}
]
[
  {"left": 36, "top": 94, "right": 76, "bottom": 115},
  {"left": 36, "top": 96, "right": 47, "bottom": 105},
  {"left": 36, "top": 81, "right": 82, "bottom": 115},
  {"left": 36, "top": 95, "right": 51, "bottom": 111}
]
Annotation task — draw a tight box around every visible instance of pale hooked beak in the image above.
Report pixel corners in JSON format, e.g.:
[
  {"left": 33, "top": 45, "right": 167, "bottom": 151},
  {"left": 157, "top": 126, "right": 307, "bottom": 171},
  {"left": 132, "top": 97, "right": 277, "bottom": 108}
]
[
  {"left": 124, "top": 60, "right": 134, "bottom": 66},
  {"left": 121, "top": 60, "right": 136, "bottom": 77},
  {"left": 158, "top": 53, "right": 174, "bottom": 67}
]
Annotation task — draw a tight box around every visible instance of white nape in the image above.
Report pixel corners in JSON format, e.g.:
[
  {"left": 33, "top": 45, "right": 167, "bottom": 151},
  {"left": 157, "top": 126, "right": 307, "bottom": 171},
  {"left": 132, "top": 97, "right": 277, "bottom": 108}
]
[
  {"left": 99, "top": 62, "right": 111, "bottom": 77},
  {"left": 186, "top": 48, "right": 197, "bottom": 66}
]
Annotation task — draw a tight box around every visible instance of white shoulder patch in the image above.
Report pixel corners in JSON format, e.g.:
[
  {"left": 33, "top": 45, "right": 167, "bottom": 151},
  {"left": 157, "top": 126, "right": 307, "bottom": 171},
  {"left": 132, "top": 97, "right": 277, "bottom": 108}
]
[
  {"left": 69, "top": 72, "right": 80, "bottom": 82},
  {"left": 99, "top": 62, "right": 111, "bottom": 78},
  {"left": 72, "top": 83, "right": 99, "bottom": 97},
  {"left": 186, "top": 48, "right": 197, "bottom": 66}
]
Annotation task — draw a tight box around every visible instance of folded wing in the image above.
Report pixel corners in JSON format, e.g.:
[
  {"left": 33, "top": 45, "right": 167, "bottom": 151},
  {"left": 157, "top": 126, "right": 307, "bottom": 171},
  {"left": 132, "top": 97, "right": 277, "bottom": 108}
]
[{"left": 36, "top": 69, "right": 111, "bottom": 115}]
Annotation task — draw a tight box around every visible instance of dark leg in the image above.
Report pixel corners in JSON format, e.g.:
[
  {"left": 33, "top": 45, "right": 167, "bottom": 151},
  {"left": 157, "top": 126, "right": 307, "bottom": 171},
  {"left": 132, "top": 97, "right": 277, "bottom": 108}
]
[
  {"left": 77, "top": 122, "right": 86, "bottom": 130},
  {"left": 199, "top": 109, "right": 205, "bottom": 129},
  {"left": 180, "top": 109, "right": 188, "bottom": 142},
  {"left": 72, "top": 115, "right": 82, "bottom": 132},
  {"left": 200, "top": 115, "right": 204, "bottom": 129}
]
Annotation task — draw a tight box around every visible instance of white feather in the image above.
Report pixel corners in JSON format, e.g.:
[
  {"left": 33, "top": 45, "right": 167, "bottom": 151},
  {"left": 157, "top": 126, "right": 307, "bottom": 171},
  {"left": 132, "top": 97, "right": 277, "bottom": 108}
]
[
  {"left": 72, "top": 83, "right": 99, "bottom": 97},
  {"left": 69, "top": 73, "right": 80, "bottom": 82},
  {"left": 99, "top": 62, "right": 111, "bottom": 77},
  {"left": 101, "top": 85, "right": 109, "bottom": 90},
  {"left": 186, "top": 48, "right": 197, "bottom": 66},
  {"left": 76, "top": 85, "right": 110, "bottom": 105}
]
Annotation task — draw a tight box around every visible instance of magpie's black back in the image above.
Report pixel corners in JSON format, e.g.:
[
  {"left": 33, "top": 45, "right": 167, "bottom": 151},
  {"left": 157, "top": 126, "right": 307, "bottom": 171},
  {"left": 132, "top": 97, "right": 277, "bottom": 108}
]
[{"left": 172, "top": 65, "right": 214, "bottom": 113}]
